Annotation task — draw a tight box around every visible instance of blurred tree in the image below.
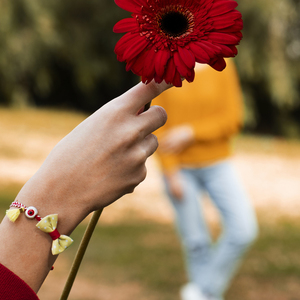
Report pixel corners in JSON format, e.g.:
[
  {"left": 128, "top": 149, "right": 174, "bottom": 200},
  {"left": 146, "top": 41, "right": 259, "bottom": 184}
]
[
  {"left": 0, "top": 0, "right": 136, "bottom": 111},
  {"left": 236, "top": 0, "right": 300, "bottom": 137},
  {"left": 0, "top": 0, "right": 299, "bottom": 136}
]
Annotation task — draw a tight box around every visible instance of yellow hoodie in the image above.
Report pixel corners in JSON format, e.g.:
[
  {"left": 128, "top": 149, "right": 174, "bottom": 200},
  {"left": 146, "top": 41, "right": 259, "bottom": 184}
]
[{"left": 153, "top": 59, "right": 243, "bottom": 172}]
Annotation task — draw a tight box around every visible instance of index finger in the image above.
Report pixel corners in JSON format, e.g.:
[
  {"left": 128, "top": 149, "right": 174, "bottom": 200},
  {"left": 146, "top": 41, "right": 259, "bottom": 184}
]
[{"left": 116, "top": 81, "right": 172, "bottom": 112}]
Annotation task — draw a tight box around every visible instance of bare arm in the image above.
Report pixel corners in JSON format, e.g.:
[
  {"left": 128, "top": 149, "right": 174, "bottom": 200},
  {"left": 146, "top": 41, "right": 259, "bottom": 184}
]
[{"left": 0, "top": 81, "right": 170, "bottom": 293}]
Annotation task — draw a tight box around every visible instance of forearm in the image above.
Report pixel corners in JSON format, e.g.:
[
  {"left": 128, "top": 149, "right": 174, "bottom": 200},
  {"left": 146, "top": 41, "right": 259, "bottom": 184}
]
[
  {"left": 0, "top": 80, "right": 170, "bottom": 294},
  {"left": 0, "top": 172, "right": 88, "bottom": 293}
]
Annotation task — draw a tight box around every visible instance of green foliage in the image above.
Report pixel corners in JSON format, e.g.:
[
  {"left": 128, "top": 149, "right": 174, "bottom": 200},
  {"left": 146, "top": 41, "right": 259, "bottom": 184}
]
[
  {"left": 0, "top": 0, "right": 299, "bottom": 135},
  {"left": 0, "top": 0, "right": 137, "bottom": 111},
  {"left": 236, "top": 0, "right": 300, "bottom": 136},
  {"left": 0, "top": 184, "right": 22, "bottom": 216}
]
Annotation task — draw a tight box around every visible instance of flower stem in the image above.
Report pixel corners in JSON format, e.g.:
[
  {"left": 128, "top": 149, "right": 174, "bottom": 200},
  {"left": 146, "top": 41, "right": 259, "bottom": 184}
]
[
  {"left": 144, "top": 101, "right": 152, "bottom": 111},
  {"left": 59, "top": 209, "right": 103, "bottom": 300}
]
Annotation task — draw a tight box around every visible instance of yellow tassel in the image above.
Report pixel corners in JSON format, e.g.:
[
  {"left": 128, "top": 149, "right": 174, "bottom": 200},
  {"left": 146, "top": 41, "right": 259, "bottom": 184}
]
[{"left": 6, "top": 208, "right": 24, "bottom": 222}]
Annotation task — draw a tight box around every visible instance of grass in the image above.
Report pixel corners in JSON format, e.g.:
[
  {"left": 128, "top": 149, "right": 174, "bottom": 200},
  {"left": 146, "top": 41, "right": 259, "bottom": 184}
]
[
  {"left": 50, "top": 215, "right": 300, "bottom": 300},
  {"left": 227, "top": 216, "right": 300, "bottom": 300},
  {"left": 69, "top": 220, "right": 186, "bottom": 298}
]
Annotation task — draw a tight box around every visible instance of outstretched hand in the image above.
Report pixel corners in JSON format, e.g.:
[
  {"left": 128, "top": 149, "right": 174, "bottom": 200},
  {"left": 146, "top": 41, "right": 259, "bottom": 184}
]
[
  {"left": 0, "top": 81, "right": 170, "bottom": 292},
  {"left": 32, "top": 81, "right": 169, "bottom": 216}
]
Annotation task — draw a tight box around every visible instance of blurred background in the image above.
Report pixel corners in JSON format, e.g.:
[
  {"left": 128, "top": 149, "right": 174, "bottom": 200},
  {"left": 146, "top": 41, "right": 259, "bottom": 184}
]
[{"left": 0, "top": 0, "right": 300, "bottom": 299}]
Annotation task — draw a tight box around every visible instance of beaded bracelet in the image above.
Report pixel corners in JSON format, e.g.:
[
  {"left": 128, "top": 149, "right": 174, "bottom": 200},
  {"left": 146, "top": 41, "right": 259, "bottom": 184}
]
[{"left": 6, "top": 201, "right": 73, "bottom": 255}]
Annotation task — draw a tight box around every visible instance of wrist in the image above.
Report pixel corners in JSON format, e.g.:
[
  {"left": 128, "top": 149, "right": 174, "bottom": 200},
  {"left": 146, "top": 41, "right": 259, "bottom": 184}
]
[
  {"left": 16, "top": 171, "right": 89, "bottom": 236},
  {"left": 0, "top": 173, "right": 88, "bottom": 292}
]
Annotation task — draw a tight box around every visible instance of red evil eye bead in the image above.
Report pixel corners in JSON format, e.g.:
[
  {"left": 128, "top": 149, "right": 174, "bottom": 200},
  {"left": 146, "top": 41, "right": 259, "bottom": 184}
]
[{"left": 25, "top": 206, "right": 38, "bottom": 219}]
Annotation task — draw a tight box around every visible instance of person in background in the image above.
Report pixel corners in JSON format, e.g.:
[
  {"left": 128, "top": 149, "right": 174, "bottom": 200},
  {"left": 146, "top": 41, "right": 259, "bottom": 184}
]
[
  {"left": 0, "top": 81, "right": 169, "bottom": 300},
  {"left": 153, "top": 60, "right": 258, "bottom": 300}
]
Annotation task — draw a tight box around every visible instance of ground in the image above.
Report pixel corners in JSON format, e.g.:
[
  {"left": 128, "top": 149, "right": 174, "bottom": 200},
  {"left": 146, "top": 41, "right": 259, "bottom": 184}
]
[{"left": 1, "top": 107, "right": 300, "bottom": 300}]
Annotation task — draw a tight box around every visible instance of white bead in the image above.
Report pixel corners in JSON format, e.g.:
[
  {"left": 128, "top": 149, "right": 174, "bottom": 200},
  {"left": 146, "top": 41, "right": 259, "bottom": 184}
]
[{"left": 25, "top": 206, "right": 38, "bottom": 219}]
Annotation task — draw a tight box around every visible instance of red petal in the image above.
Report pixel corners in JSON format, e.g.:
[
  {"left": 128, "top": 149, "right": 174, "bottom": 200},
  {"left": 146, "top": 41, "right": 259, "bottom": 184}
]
[
  {"left": 219, "top": 19, "right": 243, "bottom": 33},
  {"left": 154, "top": 74, "right": 164, "bottom": 84},
  {"left": 226, "top": 45, "right": 238, "bottom": 57},
  {"left": 114, "top": 0, "right": 142, "bottom": 13},
  {"left": 142, "top": 48, "right": 157, "bottom": 83},
  {"left": 209, "top": 57, "right": 226, "bottom": 71},
  {"left": 208, "top": 1, "right": 238, "bottom": 17},
  {"left": 115, "top": 32, "right": 138, "bottom": 60},
  {"left": 129, "top": 49, "right": 149, "bottom": 74},
  {"left": 189, "top": 43, "right": 210, "bottom": 63},
  {"left": 173, "top": 70, "right": 183, "bottom": 87},
  {"left": 178, "top": 47, "right": 195, "bottom": 69},
  {"left": 213, "top": 10, "right": 242, "bottom": 25},
  {"left": 164, "top": 58, "right": 176, "bottom": 85},
  {"left": 154, "top": 48, "right": 171, "bottom": 78},
  {"left": 122, "top": 36, "right": 149, "bottom": 61},
  {"left": 173, "top": 51, "right": 190, "bottom": 78},
  {"left": 113, "top": 18, "right": 138, "bottom": 33},
  {"left": 217, "top": 44, "right": 236, "bottom": 57},
  {"left": 199, "top": 40, "right": 222, "bottom": 56},
  {"left": 228, "top": 45, "right": 238, "bottom": 56},
  {"left": 189, "top": 42, "right": 217, "bottom": 63},
  {"left": 208, "top": 32, "right": 240, "bottom": 45},
  {"left": 211, "top": 14, "right": 236, "bottom": 30},
  {"left": 229, "top": 10, "right": 242, "bottom": 20},
  {"left": 200, "top": 0, "right": 214, "bottom": 13},
  {"left": 185, "top": 68, "right": 195, "bottom": 83},
  {"left": 173, "top": 51, "right": 194, "bottom": 83},
  {"left": 125, "top": 59, "right": 136, "bottom": 72}
]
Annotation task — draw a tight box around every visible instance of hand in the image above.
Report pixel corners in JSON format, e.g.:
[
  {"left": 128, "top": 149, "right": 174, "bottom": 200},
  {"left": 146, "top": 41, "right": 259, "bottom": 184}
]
[
  {"left": 21, "top": 81, "right": 170, "bottom": 219},
  {"left": 159, "top": 125, "right": 194, "bottom": 154},
  {"left": 165, "top": 170, "right": 184, "bottom": 200},
  {"left": 0, "top": 81, "right": 170, "bottom": 292}
]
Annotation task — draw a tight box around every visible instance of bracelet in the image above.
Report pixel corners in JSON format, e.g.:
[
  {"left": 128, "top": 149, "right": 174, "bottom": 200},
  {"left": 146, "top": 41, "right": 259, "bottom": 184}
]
[{"left": 6, "top": 201, "right": 73, "bottom": 255}]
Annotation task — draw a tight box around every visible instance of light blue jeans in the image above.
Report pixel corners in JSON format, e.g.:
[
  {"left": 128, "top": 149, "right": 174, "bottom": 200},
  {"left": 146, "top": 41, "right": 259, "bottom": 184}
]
[{"left": 164, "top": 160, "right": 258, "bottom": 300}]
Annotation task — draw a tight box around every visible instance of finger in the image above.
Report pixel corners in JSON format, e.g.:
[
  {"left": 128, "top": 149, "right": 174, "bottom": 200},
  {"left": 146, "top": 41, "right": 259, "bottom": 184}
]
[
  {"left": 140, "top": 134, "right": 159, "bottom": 158},
  {"left": 137, "top": 105, "right": 167, "bottom": 136},
  {"left": 117, "top": 80, "right": 172, "bottom": 113}
]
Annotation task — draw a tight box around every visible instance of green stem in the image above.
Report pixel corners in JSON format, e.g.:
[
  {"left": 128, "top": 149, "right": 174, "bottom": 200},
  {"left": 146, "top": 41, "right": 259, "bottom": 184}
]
[{"left": 60, "top": 209, "right": 103, "bottom": 300}]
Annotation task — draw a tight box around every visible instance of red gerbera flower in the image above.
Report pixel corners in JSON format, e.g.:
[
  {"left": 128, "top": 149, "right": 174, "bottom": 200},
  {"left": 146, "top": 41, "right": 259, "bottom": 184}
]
[{"left": 113, "top": 0, "right": 243, "bottom": 87}]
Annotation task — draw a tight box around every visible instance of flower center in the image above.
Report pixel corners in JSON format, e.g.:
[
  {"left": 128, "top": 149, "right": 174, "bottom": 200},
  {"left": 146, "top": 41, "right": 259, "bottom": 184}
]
[
  {"left": 157, "top": 6, "right": 194, "bottom": 40},
  {"left": 160, "top": 12, "right": 188, "bottom": 37}
]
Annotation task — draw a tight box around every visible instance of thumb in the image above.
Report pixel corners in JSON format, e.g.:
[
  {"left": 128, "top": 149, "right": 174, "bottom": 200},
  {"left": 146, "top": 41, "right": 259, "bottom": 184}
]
[{"left": 117, "top": 80, "right": 173, "bottom": 112}]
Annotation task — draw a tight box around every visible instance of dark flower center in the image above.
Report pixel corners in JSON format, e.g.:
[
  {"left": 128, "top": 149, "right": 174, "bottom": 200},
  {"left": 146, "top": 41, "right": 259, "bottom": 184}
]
[
  {"left": 155, "top": 6, "right": 195, "bottom": 41},
  {"left": 160, "top": 12, "right": 189, "bottom": 37}
]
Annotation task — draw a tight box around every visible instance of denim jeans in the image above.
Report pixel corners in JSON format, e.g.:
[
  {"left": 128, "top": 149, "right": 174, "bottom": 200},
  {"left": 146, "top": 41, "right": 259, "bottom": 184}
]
[{"left": 164, "top": 160, "right": 258, "bottom": 300}]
